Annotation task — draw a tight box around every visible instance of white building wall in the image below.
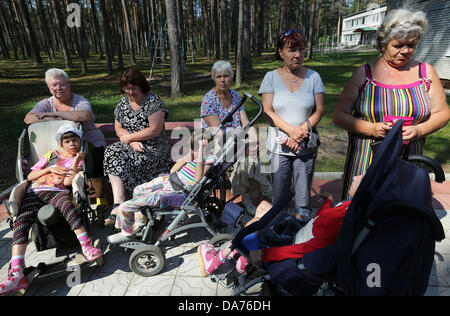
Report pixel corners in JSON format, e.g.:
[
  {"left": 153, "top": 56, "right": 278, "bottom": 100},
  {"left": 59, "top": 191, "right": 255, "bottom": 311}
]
[
  {"left": 341, "top": 5, "right": 387, "bottom": 47},
  {"left": 390, "top": 0, "right": 450, "bottom": 80}
]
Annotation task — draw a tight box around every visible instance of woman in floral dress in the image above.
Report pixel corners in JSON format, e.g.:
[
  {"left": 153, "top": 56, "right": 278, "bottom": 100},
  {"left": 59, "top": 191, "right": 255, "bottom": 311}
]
[{"left": 103, "top": 69, "right": 170, "bottom": 222}]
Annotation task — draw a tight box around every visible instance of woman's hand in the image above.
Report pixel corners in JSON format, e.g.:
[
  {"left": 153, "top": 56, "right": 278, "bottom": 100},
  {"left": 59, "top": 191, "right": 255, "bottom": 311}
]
[
  {"left": 288, "top": 126, "right": 308, "bottom": 143},
  {"left": 130, "top": 141, "right": 145, "bottom": 152},
  {"left": 285, "top": 137, "right": 302, "bottom": 153},
  {"left": 35, "top": 112, "right": 60, "bottom": 121},
  {"left": 402, "top": 125, "right": 422, "bottom": 142},
  {"left": 119, "top": 133, "right": 132, "bottom": 144},
  {"left": 372, "top": 122, "right": 392, "bottom": 138}
]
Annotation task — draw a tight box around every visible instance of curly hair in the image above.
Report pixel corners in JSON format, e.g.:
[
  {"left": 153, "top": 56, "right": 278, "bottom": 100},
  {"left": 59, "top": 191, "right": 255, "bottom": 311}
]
[{"left": 376, "top": 9, "right": 428, "bottom": 52}]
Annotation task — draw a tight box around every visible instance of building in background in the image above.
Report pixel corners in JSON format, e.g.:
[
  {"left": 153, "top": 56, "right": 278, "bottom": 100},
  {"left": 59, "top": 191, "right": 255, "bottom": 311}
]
[
  {"left": 389, "top": 0, "right": 450, "bottom": 85},
  {"left": 341, "top": 3, "right": 387, "bottom": 47}
]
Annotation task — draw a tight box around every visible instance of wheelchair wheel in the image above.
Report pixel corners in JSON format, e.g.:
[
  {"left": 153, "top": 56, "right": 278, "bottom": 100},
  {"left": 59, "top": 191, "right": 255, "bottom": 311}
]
[
  {"left": 208, "top": 233, "right": 234, "bottom": 248},
  {"left": 129, "top": 245, "right": 166, "bottom": 277}
]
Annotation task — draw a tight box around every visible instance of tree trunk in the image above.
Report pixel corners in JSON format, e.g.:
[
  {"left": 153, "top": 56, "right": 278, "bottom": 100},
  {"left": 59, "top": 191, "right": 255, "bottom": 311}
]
[
  {"left": 121, "top": 0, "right": 136, "bottom": 65},
  {"left": 88, "top": 0, "right": 104, "bottom": 59},
  {"left": 256, "top": 0, "right": 264, "bottom": 56},
  {"left": 99, "top": 0, "right": 113, "bottom": 75},
  {"left": 0, "top": 1, "right": 18, "bottom": 59},
  {"left": 112, "top": 0, "right": 124, "bottom": 69},
  {"left": 73, "top": 0, "right": 88, "bottom": 74},
  {"left": 187, "top": 0, "right": 195, "bottom": 64},
  {"left": 220, "top": 0, "right": 228, "bottom": 59},
  {"left": 235, "top": 0, "right": 244, "bottom": 88},
  {"left": 200, "top": 0, "right": 211, "bottom": 60},
  {"left": 0, "top": 24, "right": 10, "bottom": 58},
  {"left": 15, "top": 0, "right": 42, "bottom": 65},
  {"left": 230, "top": 0, "right": 238, "bottom": 54},
  {"left": 10, "top": 0, "right": 30, "bottom": 58},
  {"left": 307, "top": 0, "right": 317, "bottom": 60},
  {"left": 36, "top": 0, "right": 54, "bottom": 61},
  {"left": 243, "top": 0, "right": 252, "bottom": 73},
  {"left": 49, "top": 0, "right": 72, "bottom": 68},
  {"left": 165, "top": 0, "right": 183, "bottom": 97},
  {"left": 212, "top": 0, "right": 219, "bottom": 58}
]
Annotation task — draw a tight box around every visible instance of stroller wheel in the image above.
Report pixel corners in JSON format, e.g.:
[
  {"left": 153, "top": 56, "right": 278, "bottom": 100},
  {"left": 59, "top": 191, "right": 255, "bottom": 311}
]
[
  {"left": 129, "top": 245, "right": 166, "bottom": 277},
  {"left": 208, "top": 233, "right": 234, "bottom": 248}
]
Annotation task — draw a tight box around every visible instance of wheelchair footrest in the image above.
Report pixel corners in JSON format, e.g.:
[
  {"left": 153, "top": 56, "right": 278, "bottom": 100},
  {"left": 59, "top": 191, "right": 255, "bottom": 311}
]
[{"left": 210, "top": 259, "right": 236, "bottom": 287}]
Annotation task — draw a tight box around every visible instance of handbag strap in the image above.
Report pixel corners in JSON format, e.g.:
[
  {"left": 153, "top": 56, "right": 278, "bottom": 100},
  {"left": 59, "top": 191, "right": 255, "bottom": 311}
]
[{"left": 306, "top": 119, "right": 312, "bottom": 132}]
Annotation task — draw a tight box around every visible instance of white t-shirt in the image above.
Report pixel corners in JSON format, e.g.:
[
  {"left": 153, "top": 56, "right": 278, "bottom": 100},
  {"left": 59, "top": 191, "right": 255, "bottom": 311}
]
[{"left": 258, "top": 69, "right": 325, "bottom": 156}]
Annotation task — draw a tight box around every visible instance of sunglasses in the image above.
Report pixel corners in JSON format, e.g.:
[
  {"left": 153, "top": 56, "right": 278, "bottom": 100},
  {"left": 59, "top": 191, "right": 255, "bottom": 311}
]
[{"left": 279, "top": 28, "right": 302, "bottom": 41}]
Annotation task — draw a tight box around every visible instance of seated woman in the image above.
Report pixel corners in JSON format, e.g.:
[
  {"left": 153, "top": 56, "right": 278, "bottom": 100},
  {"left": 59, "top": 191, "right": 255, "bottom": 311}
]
[
  {"left": 197, "top": 175, "right": 363, "bottom": 277},
  {"left": 107, "top": 130, "right": 217, "bottom": 244},
  {"left": 201, "top": 60, "right": 271, "bottom": 214},
  {"left": 103, "top": 69, "right": 171, "bottom": 225},
  {"left": 24, "top": 68, "right": 107, "bottom": 210},
  {"left": 0, "top": 124, "right": 103, "bottom": 295}
]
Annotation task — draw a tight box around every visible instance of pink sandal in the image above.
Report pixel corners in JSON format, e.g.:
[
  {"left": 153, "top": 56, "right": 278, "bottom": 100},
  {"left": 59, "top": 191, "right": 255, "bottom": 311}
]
[
  {"left": 80, "top": 239, "right": 103, "bottom": 262},
  {"left": 0, "top": 266, "right": 28, "bottom": 295}
]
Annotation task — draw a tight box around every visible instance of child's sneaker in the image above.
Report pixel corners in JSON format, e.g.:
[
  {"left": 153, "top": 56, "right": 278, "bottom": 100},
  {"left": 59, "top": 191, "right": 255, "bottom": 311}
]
[
  {"left": 230, "top": 249, "right": 248, "bottom": 274},
  {"left": 235, "top": 255, "right": 248, "bottom": 274},
  {"left": 0, "top": 266, "right": 28, "bottom": 295},
  {"left": 197, "top": 243, "right": 225, "bottom": 277}
]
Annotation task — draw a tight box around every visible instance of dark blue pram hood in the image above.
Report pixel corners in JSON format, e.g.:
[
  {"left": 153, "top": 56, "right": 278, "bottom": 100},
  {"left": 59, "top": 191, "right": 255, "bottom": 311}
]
[{"left": 303, "top": 120, "right": 445, "bottom": 296}]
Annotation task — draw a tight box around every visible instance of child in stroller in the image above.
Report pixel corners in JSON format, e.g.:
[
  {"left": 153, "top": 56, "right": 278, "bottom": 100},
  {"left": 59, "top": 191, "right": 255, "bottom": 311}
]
[
  {"left": 0, "top": 123, "right": 103, "bottom": 295},
  {"left": 107, "top": 130, "right": 217, "bottom": 244},
  {"left": 197, "top": 175, "right": 363, "bottom": 281}
]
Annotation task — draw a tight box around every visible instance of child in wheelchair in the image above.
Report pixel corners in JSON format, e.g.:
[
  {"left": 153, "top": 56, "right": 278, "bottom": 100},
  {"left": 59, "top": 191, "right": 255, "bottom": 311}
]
[
  {"left": 0, "top": 123, "right": 102, "bottom": 295},
  {"left": 107, "top": 130, "right": 217, "bottom": 244}
]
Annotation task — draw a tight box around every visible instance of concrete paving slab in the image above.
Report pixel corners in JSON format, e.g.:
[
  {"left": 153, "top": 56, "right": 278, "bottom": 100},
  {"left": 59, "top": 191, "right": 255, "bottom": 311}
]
[{"left": 0, "top": 177, "right": 448, "bottom": 296}]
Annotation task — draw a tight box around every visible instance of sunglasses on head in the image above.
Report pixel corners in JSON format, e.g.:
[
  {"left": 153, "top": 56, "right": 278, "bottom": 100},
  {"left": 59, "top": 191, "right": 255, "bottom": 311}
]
[{"left": 279, "top": 28, "right": 302, "bottom": 41}]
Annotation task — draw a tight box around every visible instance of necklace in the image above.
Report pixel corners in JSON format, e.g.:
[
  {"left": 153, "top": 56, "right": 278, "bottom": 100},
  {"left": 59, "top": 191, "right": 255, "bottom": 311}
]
[{"left": 282, "top": 67, "right": 303, "bottom": 84}]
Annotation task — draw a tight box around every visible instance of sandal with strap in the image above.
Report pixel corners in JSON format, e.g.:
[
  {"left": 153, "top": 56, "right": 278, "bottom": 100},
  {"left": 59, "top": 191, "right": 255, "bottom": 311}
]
[
  {"left": 104, "top": 203, "right": 121, "bottom": 226},
  {"left": 0, "top": 266, "right": 28, "bottom": 295},
  {"left": 80, "top": 239, "right": 103, "bottom": 262}
]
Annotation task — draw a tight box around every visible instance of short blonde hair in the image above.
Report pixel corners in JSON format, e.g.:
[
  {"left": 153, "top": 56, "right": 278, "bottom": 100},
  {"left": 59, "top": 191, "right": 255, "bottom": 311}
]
[{"left": 376, "top": 9, "right": 428, "bottom": 52}]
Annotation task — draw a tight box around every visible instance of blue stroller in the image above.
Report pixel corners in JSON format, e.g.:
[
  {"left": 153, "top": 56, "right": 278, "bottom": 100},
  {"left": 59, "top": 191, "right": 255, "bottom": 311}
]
[{"left": 215, "top": 120, "right": 445, "bottom": 296}]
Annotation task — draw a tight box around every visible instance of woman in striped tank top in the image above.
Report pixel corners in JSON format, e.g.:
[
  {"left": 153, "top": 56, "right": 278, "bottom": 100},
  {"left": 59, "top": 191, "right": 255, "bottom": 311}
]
[{"left": 333, "top": 9, "right": 450, "bottom": 200}]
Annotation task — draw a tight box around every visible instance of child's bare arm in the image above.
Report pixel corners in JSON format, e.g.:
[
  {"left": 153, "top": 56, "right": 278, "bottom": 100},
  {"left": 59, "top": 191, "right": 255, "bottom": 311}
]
[
  {"left": 63, "top": 153, "right": 85, "bottom": 186},
  {"left": 193, "top": 140, "right": 209, "bottom": 184},
  {"left": 170, "top": 155, "right": 190, "bottom": 174}
]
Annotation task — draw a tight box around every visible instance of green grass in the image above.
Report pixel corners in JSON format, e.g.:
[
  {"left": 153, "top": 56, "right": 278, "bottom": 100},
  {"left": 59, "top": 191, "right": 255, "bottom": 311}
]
[{"left": 0, "top": 50, "right": 448, "bottom": 190}]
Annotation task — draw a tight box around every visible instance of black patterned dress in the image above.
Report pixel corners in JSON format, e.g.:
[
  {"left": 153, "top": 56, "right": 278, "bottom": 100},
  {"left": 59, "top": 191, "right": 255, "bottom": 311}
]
[{"left": 103, "top": 93, "right": 170, "bottom": 192}]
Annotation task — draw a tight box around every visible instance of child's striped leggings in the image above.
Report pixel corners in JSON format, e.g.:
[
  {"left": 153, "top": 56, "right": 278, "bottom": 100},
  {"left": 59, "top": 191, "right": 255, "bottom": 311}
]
[{"left": 12, "top": 190, "right": 83, "bottom": 246}]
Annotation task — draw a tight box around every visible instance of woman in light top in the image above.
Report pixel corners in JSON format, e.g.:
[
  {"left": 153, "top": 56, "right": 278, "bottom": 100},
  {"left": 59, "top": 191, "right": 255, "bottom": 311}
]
[{"left": 258, "top": 29, "right": 325, "bottom": 221}]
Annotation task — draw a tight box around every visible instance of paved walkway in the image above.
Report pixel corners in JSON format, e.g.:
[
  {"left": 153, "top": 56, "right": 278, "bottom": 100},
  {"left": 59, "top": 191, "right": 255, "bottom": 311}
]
[{"left": 0, "top": 178, "right": 449, "bottom": 296}]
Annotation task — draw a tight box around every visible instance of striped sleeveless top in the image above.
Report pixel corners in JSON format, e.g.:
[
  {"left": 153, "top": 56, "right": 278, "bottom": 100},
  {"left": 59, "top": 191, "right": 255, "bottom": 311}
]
[{"left": 341, "top": 63, "right": 431, "bottom": 199}]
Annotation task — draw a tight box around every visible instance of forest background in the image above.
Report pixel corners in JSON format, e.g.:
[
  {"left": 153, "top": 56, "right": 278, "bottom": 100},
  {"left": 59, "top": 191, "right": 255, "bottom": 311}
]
[{"left": 0, "top": 0, "right": 448, "bottom": 192}]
